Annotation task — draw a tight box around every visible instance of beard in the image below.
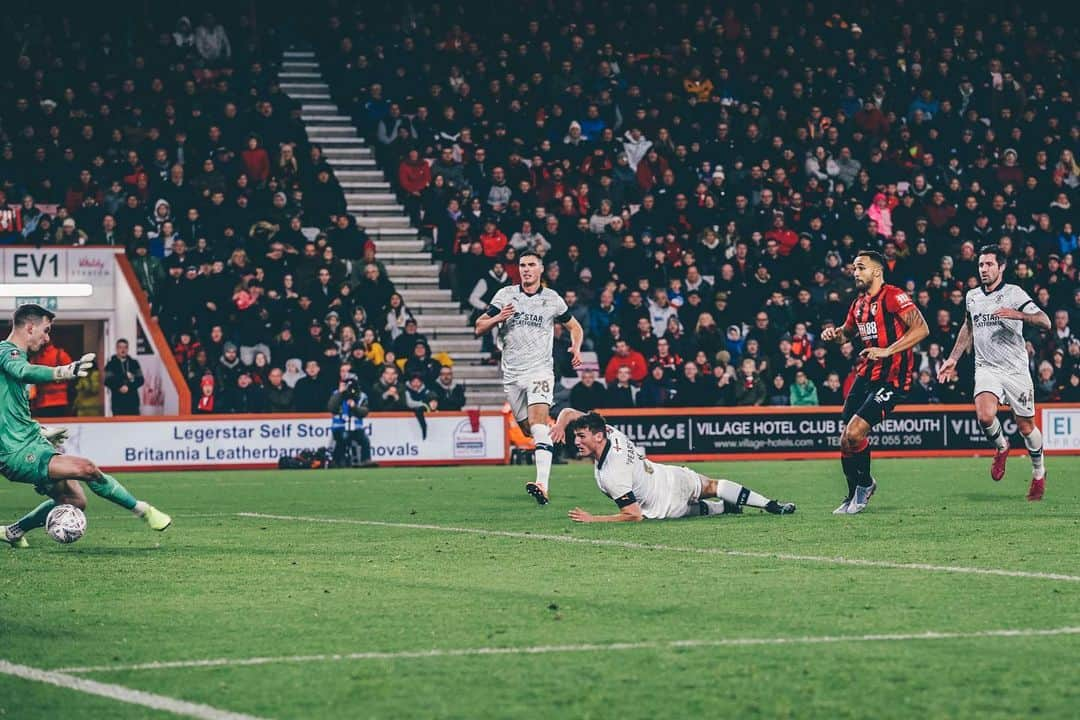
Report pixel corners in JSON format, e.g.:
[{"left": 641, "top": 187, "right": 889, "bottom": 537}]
[{"left": 854, "top": 278, "right": 868, "bottom": 291}]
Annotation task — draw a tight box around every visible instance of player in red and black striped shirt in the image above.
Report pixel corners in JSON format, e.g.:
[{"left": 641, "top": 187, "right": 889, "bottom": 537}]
[{"left": 821, "top": 251, "right": 929, "bottom": 514}]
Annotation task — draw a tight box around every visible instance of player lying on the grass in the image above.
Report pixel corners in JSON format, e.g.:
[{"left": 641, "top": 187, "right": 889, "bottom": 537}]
[
  {"left": 0, "top": 304, "right": 171, "bottom": 548},
  {"left": 937, "top": 245, "right": 1051, "bottom": 500},
  {"left": 551, "top": 409, "right": 796, "bottom": 522}
]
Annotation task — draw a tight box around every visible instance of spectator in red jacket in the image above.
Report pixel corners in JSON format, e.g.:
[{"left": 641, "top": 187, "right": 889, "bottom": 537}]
[
  {"left": 397, "top": 149, "right": 431, "bottom": 225},
  {"left": 604, "top": 338, "right": 648, "bottom": 384},
  {"left": 241, "top": 135, "right": 271, "bottom": 186},
  {"left": 31, "top": 342, "right": 74, "bottom": 417},
  {"left": 480, "top": 220, "right": 507, "bottom": 258},
  {"left": 765, "top": 214, "right": 799, "bottom": 256}
]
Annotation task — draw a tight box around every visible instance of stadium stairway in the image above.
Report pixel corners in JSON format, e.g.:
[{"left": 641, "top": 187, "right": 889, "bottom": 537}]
[{"left": 281, "top": 49, "right": 505, "bottom": 408}]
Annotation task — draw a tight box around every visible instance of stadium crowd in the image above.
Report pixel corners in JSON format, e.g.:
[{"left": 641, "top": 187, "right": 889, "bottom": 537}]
[{"left": 0, "top": 2, "right": 1077, "bottom": 414}]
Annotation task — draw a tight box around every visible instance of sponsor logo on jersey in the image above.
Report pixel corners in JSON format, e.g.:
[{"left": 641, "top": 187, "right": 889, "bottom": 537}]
[
  {"left": 857, "top": 320, "right": 879, "bottom": 340},
  {"left": 508, "top": 312, "right": 547, "bottom": 329},
  {"left": 971, "top": 312, "right": 1006, "bottom": 328}
]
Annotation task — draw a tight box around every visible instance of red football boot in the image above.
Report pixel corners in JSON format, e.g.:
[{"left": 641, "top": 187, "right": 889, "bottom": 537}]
[{"left": 990, "top": 442, "right": 1009, "bottom": 482}]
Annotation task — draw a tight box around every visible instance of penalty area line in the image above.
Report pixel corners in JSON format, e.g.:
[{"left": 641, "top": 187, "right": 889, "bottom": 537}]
[
  {"left": 0, "top": 659, "right": 269, "bottom": 720},
  {"left": 56, "top": 627, "right": 1080, "bottom": 674},
  {"left": 234, "top": 512, "right": 1080, "bottom": 583}
]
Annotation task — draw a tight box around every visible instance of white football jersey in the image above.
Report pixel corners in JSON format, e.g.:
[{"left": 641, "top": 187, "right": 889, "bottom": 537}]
[
  {"left": 965, "top": 283, "right": 1039, "bottom": 378},
  {"left": 593, "top": 426, "right": 695, "bottom": 519},
  {"left": 488, "top": 285, "right": 569, "bottom": 382}
]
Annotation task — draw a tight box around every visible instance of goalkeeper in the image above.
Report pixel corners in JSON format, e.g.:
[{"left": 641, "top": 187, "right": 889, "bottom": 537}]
[{"left": 0, "top": 304, "right": 171, "bottom": 548}]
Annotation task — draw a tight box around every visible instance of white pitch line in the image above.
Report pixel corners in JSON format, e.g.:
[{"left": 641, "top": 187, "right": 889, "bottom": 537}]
[
  {"left": 235, "top": 512, "right": 1080, "bottom": 583},
  {"left": 56, "top": 627, "right": 1080, "bottom": 675},
  {"left": 0, "top": 659, "right": 269, "bottom": 720}
]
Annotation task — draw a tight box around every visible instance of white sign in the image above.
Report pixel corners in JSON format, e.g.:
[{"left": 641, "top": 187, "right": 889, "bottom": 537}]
[
  {"left": 59, "top": 414, "right": 507, "bottom": 470},
  {"left": 1043, "top": 408, "right": 1080, "bottom": 450},
  {"left": 0, "top": 247, "right": 117, "bottom": 284}
]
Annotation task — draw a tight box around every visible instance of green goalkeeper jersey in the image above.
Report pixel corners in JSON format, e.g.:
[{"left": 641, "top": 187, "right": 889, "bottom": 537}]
[{"left": 0, "top": 339, "right": 58, "bottom": 454}]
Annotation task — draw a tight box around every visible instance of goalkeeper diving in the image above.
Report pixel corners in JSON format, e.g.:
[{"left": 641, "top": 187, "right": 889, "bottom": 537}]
[
  {"left": 552, "top": 409, "right": 796, "bottom": 522},
  {"left": 1, "top": 304, "right": 171, "bottom": 547}
]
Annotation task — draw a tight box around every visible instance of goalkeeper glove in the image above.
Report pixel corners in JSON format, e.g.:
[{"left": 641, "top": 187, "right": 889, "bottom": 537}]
[
  {"left": 53, "top": 353, "right": 95, "bottom": 381},
  {"left": 40, "top": 426, "right": 69, "bottom": 448}
]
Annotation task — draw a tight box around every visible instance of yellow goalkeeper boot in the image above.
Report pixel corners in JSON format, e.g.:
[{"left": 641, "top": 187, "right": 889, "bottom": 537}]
[
  {"left": 139, "top": 505, "right": 172, "bottom": 531},
  {"left": 1, "top": 526, "right": 29, "bottom": 548}
]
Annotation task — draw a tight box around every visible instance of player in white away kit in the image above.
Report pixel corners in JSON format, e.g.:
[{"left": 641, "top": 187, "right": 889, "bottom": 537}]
[
  {"left": 552, "top": 409, "right": 796, "bottom": 521},
  {"left": 475, "top": 251, "right": 583, "bottom": 505},
  {"left": 938, "top": 245, "right": 1051, "bottom": 500}
]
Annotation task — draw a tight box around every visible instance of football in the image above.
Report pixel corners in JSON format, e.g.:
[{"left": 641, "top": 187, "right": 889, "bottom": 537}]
[{"left": 46, "top": 504, "right": 87, "bottom": 544}]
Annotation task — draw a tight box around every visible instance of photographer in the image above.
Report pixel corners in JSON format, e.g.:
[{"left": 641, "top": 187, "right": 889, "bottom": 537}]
[{"left": 328, "top": 371, "right": 375, "bottom": 468}]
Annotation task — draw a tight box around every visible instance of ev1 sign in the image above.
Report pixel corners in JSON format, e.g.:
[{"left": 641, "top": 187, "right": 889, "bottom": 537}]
[
  {"left": 1, "top": 250, "right": 66, "bottom": 283},
  {"left": 1043, "top": 408, "right": 1080, "bottom": 450}
]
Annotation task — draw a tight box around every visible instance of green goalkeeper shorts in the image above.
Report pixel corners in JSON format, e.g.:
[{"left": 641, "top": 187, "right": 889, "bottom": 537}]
[{"left": 0, "top": 439, "right": 57, "bottom": 494}]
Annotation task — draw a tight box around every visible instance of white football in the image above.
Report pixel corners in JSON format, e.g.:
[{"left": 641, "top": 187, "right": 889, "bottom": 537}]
[{"left": 46, "top": 504, "right": 87, "bottom": 544}]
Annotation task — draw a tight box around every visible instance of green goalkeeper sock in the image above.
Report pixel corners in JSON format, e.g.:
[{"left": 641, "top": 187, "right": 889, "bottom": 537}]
[
  {"left": 87, "top": 473, "right": 138, "bottom": 511},
  {"left": 14, "top": 499, "right": 57, "bottom": 534}
]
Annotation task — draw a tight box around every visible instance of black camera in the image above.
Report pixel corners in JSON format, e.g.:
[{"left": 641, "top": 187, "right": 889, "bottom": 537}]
[{"left": 343, "top": 377, "right": 362, "bottom": 400}]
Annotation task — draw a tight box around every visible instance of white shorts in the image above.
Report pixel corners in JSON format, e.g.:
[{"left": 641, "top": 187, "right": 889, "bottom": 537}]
[
  {"left": 504, "top": 374, "right": 555, "bottom": 422},
  {"left": 648, "top": 465, "right": 704, "bottom": 520},
  {"left": 974, "top": 366, "right": 1035, "bottom": 418}
]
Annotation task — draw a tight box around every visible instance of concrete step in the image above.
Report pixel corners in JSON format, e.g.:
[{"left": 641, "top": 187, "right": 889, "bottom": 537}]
[
  {"left": 306, "top": 126, "right": 358, "bottom": 136},
  {"left": 283, "top": 61, "right": 319, "bottom": 70},
  {"left": 384, "top": 263, "right": 439, "bottom": 277},
  {"left": 455, "top": 376, "right": 502, "bottom": 388},
  {"left": 377, "top": 251, "right": 432, "bottom": 263},
  {"left": 345, "top": 191, "right": 396, "bottom": 202},
  {"left": 409, "top": 301, "right": 461, "bottom": 313},
  {"left": 416, "top": 313, "right": 469, "bottom": 328},
  {"left": 448, "top": 352, "right": 490, "bottom": 362},
  {"left": 348, "top": 205, "right": 405, "bottom": 215},
  {"left": 338, "top": 173, "right": 386, "bottom": 183},
  {"left": 395, "top": 275, "right": 440, "bottom": 286},
  {"left": 399, "top": 288, "right": 453, "bottom": 303},
  {"left": 281, "top": 83, "right": 331, "bottom": 92},
  {"left": 356, "top": 215, "right": 412, "bottom": 229},
  {"left": 370, "top": 238, "right": 423, "bottom": 252},
  {"left": 300, "top": 104, "right": 338, "bottom": 113},
  {"left": 325, "top": 153, "right": 376, "bottom": 164},
  {"left": 284, "top": 50, "right": 316, "bottom": 58},
  {"left": 428, "top": 338, "right": 483, "bottom": 353},
  {"left": 329, "top": 160, "right": 378, "bottom": 170},
  {"left": 281, "top": 72, "right": 322, "bottom": 79},
  {"left": 288, "top": 92, "right": 333, "bottom": 100},
  {"left": 311, "top": 137, "right": 368, "bottom": 146},
  {"left": 302, "top": 115, "right": 353, "bottom": 124},
  {"left": 448, "top": 365, "right": 501, "bottom": 379},
  {"left": 323, "top": 146, "right": 372, "bottom": 155},
  {"left": 365, "top": 227, "right": 418, "bottom": 238},
  {"left": 428, "top": 326, "right": 476, "bottom": 338}
]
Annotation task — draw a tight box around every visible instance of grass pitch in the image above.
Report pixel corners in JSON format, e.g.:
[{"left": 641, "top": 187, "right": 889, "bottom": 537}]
[{"left": 2, "top": 456, "right": 1079, "bottom": 719}]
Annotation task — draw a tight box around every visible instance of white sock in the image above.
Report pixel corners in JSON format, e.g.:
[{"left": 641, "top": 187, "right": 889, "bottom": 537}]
[
  {"left": 1022, "top": 427, "right": 1045, "bottom": 479},
  {"left": 715, "top": 479, "right": 769, "bottom": 509},
  {"left": 132, "top": 500, "right": 150, "bottom": 517},
  {"left": 531, "top": 424, "right": 553, "bottom": 490},
  {"left": 982, "top": 418, "right": 1009, "bottom": 451}
]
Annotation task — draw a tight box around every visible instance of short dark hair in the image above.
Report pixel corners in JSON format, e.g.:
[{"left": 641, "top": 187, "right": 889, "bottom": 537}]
[
  {"left": 116, "top": 338, "right": 129, "bottom": 347},
  {"left": 518, "top": 250, "right": 543, "bottom": 263},
  {"left": 856, "top": 250, "right": 885, "bottom": 268},
  {"left": 13, "top": 303, "right": 55, "bottom": 328},
  {"left": 567, "top": 411, "right": 607, "bottom": 436},
  {"left": 978, "top": 244, "right": 1008, "bottom": 266}
]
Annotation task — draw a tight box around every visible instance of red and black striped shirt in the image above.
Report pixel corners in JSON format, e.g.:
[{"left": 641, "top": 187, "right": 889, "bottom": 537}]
[{"left": 843, "top": 284, "right": 917, "bottom": 391}]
